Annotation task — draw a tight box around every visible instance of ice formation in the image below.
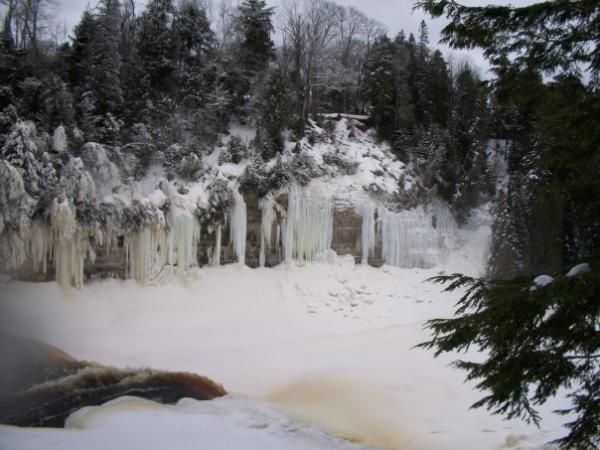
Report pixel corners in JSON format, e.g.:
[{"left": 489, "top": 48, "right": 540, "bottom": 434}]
[
  {"left": 379, "top": 201, "right": 457, "bottom": 269},
  {"left": 283, "top": 185, "right": 333, "bottom": 263},
  {"left": 259, "top": 195, "right": 277, "bottom": 267},
  {"left": 229, "top": 190, "right": 247, "bottom": 264},
  {"left": 50, "top": 199, "right": 91, "bottom": 288},
  {"left": 127, "top": 213, "right": 201, "bottom": 283},
  {"left": 167, "top": 215, "right": 201, "bottom": 270},
  {"left": 127, "top": 225, "right": 167, "bottom": 282},
  {"left": 212, "top": 225, "right": 222, "bottom": 266},
  {"left": 361, "top": 203, "right": 376, "bottom": 265}
]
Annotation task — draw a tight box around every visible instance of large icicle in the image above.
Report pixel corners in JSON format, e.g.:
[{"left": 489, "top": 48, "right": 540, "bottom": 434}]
[
  {"left": 126, "top": 222, "right": 168, "bottom": 283},
  {"left": 212, "top": 225, "right": 222, "bottom": 266},
  {"left": 127, "top": 212, "right": 200, "bottom": 282},
  {"left": 259, "top": 195, "right": 279, "bottom": 267},
  {"left": 50, "top": 199, "right": 90, "bottom": 288},
  {"left": 167, "top": 214, "right": 201, "bottom": 271},
  {"left": 283, "top": 185, "right": 333, "bottom": 263},
  {"left": 361, "top": 203, "right": 376, "bottom": 265},
  {"left": 379, "top": 200, "right": 457, "bottom": 268},
  {"left": 229, "top": 190, "right": 247, "bottom": 265}
]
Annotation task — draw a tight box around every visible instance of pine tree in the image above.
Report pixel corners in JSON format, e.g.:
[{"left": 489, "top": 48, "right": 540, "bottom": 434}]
[
  {"left": 362, "top": 36, "right": 398, "bottom": 142},
  {"left": 257, "top": 70, "right": 290, "bottom": 159},
  {"left": 236, "top": 0, "right": 275, "bottom": 73},
  {"left": 137, "top": 0, "right": 177, "bottom": 95},
  {"left": 173, "top": 1, "right": 215, "bottom": 107},
  {"left": 417, "top": 1, "right": 600, "bottom": 446},
  {"left": 65, "top": 11, "right": 98, "bottom": 90},
  {"left": 425, "top": 50, "right": 451, "bottom": 127},
  {"left": 90, "top": 0, "right": 124, "bottom": 115}
]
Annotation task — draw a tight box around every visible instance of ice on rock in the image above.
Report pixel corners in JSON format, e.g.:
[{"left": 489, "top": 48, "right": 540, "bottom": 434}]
[
  {"left": 51, "top": 199, "right": 92, "bottom": 288},
  {"left": 379, "top": 200, "right": 457, "bottom": 269},
  {"left": 566, "top": 263, "right": 591, "bottom": 278},
  {"left": 167, "top": 215, "right": 201, "bottom": 271},
  {"left": 229, "top": 190, "right": 247, "bottom": 264},
  {"left": 127, "top": 212, "right": 200, "bottom": 283},
  {"left": 127, "top": 225, "right": 168, "bottom": 282},
  {"left": 52, "top": 125, "right": 68, "bottom": 153},
  {"left": 212, "top": 225, "right": 222, "bottom": 267},
  {"left": 79, "top": 143, "right": 121, "bottom": 198},
  {"left": 283, "top": 184, "right": 333, "bottom": 263},
  {"left": 259, "top": 195, "right": 277, "bottom": 267},
  {"left": 361, "top": 203, "right": 376, "bottom": 265}
]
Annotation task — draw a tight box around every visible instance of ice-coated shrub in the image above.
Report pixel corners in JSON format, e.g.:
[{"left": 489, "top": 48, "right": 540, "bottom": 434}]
[
  {"left": 290, "top": 151, "right": 323, "bottom": 185},
  {"left": 322, "top": 151, "right": 358, "bottom": 175}
]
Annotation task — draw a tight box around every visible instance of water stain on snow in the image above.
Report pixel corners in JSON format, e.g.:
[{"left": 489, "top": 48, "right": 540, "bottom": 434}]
[{"left": 264, "top": 377, "right": 414, "bottom": 450}]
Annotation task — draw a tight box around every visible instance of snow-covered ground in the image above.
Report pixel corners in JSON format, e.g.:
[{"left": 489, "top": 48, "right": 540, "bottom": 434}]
[{"left": 0, "top": 255, "right": 568, "bottom": 450}]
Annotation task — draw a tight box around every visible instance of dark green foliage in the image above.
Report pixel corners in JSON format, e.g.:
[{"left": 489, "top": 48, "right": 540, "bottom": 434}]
[
  {"left": 257, "top": 70, "right": 290, "bottom": 160},
  {"left": 226, "top": 136, "right": 247, "bottom": 164},
  {"left": 416, "top": 0, "right": 600, "bottom": 83},
  {"left": 64, "top": 11, "right": 98, "bottom": 90},
  {"left": 173, "top": 1, "right": 215, "bottom": 108},
  {"left": 362, "top": 36, "right": 398, "bottom": 141},
  {"left": 420, "top": 268, "right": 600, "bottom": 449},
  {"left": 236, "top": 0, "right": 275, "bottom": 73},
  {"left": 90, "top": 0, "right": 123, "bottom": 115},
  {"left": 137, "top": 0, "right": 177, "bottom": 95}
]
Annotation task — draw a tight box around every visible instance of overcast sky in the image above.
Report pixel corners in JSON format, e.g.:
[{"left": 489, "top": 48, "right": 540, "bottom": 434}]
[{"left": 55, "top": 0, "right": 538, "bottom": 76}]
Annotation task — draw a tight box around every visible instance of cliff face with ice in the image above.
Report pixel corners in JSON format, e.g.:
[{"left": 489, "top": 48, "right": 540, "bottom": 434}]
[{"left": 1, "top": 116, "right": 493, "bottom": 287}]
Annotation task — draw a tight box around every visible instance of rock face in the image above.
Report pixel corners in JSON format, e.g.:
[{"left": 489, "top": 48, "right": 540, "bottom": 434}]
[
  {"left": 0, "top": 335, "right": 226, "bottom": 428},
  {"left": 7, "top": 189, "right": 462, "bottom": 284}
]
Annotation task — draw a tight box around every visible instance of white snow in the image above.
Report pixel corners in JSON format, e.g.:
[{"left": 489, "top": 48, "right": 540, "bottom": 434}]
[
  {"left": 0, "top": 258, "right": 567, "bottom": 450},
  {"left": 566, "top": 263, "right": 591, "bottom": 278},
  {"left": 0, "top": 395, "right": 373, "bottom": 450},
  {"left": 533, "top": 275, "right": 554, "bottom": 288}
]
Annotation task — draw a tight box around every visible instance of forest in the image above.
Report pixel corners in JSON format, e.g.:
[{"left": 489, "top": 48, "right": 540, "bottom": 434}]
[{"left": 0, "top": 0, "right": 599, "bottom": 448}]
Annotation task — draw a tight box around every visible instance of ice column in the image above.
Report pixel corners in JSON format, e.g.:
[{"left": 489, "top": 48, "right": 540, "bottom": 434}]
[
  {"left": 379, "top": 201, "right": 457, "bottom": 268},
  {"left": 126, "top": 224, "right": 168, "bottom": 282},
  {"left": 229, "top": 190, "right": 247, "bottom": 264},
  {"left": 361, "top": 203, "right": 376, "bottom": 265},
  {"left": 259, "top": 195, "right": 276, "bottom": 267},
  {"left": 283, "top": 184, "right": 333, "bottom": 263},
  {"left": 167, "top": 214, "right": 201, "bottom": 271},
  {"left": 212, "top": 225, "right": 222, "bottom": 266},
  {"left": 50, "top": 199, "right": 90, "bottom": 288}
]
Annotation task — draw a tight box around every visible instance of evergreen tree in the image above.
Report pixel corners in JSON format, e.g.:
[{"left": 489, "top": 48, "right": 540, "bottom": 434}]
[
  {"left": 417, "top": 1, "right": 600, "bottom": 447},
  {"left": 362, "top": 36, "right": 398, "bottom": 142},
  {"left": 65, "top": 11, "right": 98, "bottom": 90},
  {"left": 425, "top": 50, "right": 451, "bottom": 127},
  {"left": 257, "top": 70, "right": 290, "bottom": 160},
  {"left": 90, "top": 0, "right": 124, "bottom": 115},
  {"left": 173, "top": 1, "right": 215, "bottom": 107},
  {"left": 236, "top": 0, "right": 275, "bottom": 73},
  {"left": 137, "top": 0, "right": 177, "bottom": 95}
]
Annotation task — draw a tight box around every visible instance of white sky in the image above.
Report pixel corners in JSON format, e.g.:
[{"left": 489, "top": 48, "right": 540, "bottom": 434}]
[{"left": 55, "top": 0, "right": 539, "bottom": 76}]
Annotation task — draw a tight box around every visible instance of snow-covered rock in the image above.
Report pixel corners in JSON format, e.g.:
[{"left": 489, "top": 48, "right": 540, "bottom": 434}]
[
  {"left": 533, "top": 275, "right": 554, "bottom": 287},
  {"left": 566, "top": 263, "right": 591, "bottom": 278}
]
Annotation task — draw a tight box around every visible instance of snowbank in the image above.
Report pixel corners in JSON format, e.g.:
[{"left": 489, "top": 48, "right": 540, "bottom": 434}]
[{"left": 0, "top": 261, "right": 567, "bottom": 450}]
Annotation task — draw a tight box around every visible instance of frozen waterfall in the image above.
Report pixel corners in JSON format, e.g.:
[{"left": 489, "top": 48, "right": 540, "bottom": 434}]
[
  {"left": 127, "top": 214, "right": 200, "bottom": 283},
  {"left": 259, "top": 195, "right": 277, "bottom": 267},
  {"left": 379, "top": 201, "right": 457, "bottom": 268},
  {"left": 229, "top": 190, "right": 247, "bottom": 264},
  {"left": 361, "top": 203, "right": 376, "bottom": 265},
  {"left": 283, "top": 185, "right": 333, "bottom": 263}
]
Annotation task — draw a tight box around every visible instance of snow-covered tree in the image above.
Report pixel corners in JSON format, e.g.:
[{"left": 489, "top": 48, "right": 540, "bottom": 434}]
[{"left": 235, "top": 0, "right": 275, "bottom": 73}]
